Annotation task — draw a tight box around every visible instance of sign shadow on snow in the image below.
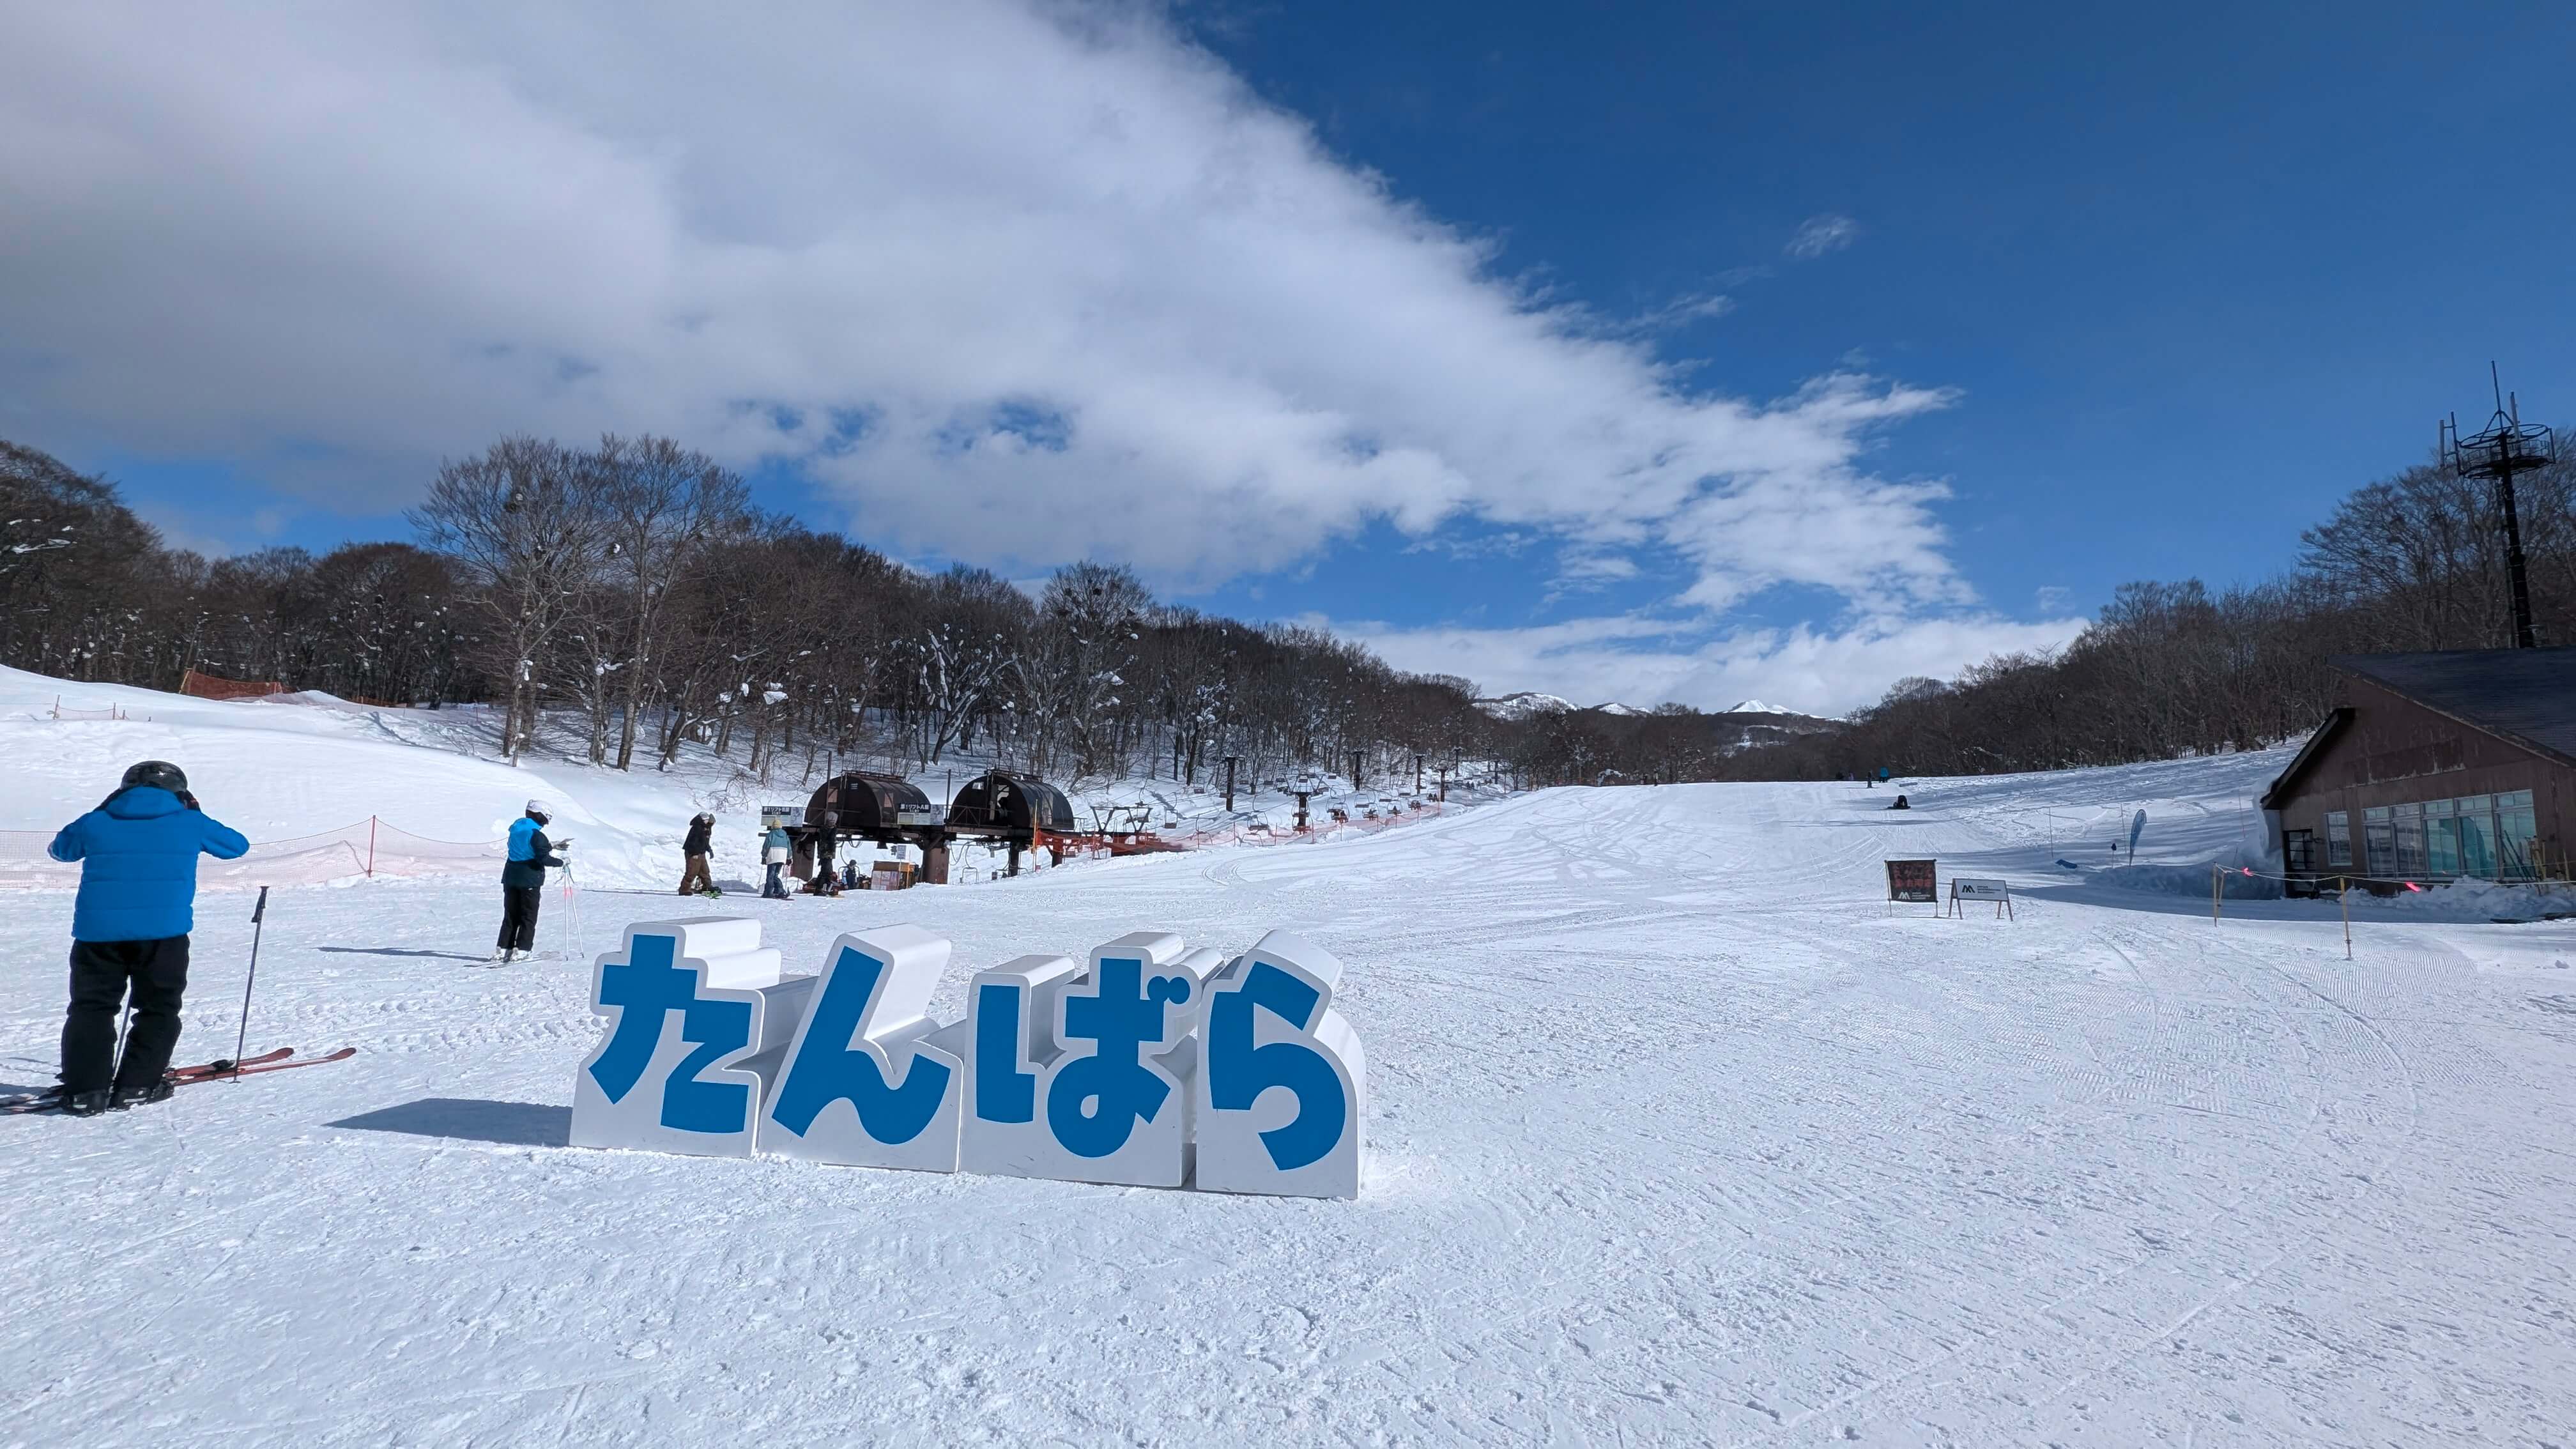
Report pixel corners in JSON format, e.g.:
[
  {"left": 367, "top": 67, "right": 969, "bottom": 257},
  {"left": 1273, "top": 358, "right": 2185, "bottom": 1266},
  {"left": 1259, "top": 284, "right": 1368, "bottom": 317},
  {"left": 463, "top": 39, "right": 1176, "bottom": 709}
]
[
  {"left": 316, "top": 946, "right": 491, "bottom": 963},
  {"left": 328, "top": 1098, "right": 572, "bottom": 1147}
]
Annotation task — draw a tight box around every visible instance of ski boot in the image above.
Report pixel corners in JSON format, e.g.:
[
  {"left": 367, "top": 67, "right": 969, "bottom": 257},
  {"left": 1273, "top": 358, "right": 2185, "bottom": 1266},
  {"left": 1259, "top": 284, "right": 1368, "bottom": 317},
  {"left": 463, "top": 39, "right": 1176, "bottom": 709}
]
[
  {"left": 59, "top": 1088, "right": 112, "bottom": 1117},
  {"left": 111, "top": 1079, "right": 175, "bottom": 1111},
  {"left": 489, "top": 947, "right": 518, "bottom": 966}
]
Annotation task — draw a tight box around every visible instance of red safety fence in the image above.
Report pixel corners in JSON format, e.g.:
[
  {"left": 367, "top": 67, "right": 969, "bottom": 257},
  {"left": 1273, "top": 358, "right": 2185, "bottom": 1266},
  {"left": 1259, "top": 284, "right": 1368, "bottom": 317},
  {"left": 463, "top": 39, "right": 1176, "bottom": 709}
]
[
  {"left": 0, "top": 816, "right": 503, "bottom": 891},
  {"left": 180, "top": 668, "right": 287, "bottom": 701}
]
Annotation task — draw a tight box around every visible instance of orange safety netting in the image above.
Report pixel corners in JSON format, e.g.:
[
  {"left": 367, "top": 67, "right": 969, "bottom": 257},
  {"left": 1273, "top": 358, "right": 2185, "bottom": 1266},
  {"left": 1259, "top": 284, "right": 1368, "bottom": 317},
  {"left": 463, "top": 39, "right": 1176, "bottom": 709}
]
[
  {"left": 0, "top": 816, "right": 503, "bottom": 891},
  {"left": 181, "top": 668, "right": 287, "bottom": 701}
]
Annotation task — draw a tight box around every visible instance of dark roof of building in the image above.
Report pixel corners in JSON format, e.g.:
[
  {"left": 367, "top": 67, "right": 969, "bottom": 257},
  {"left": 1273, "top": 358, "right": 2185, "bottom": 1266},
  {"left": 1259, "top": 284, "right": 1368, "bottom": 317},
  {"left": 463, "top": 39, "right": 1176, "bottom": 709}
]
[
  {"left": 2257, "top": 707, "right": 2353, "bottom": 809},
  {"left": 2331, "top": 648, "right": 2576, "bottom": 769},
  {"left": 2260, "top": 648, "right": 2576, "bottom": 809}
]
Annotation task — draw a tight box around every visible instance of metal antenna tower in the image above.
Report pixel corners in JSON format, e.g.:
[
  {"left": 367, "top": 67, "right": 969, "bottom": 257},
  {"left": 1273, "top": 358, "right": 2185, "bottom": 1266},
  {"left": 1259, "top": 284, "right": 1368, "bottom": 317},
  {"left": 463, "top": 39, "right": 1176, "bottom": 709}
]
[{"left": 2439, "top": 364, "right": 2552, "bottom": 648}]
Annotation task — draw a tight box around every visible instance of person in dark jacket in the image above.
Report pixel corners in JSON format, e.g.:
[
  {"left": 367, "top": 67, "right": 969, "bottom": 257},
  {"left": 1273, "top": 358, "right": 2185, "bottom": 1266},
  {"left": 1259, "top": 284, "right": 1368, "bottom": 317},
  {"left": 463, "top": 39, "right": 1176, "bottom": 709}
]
[
  {"left": 46, "top": 760, "right": 250, "bottom": 1115},
  {"left": 496, "top": 801, "right": 569, "bottom": 963},
  {"left": 678, "top": 812, "right": 715, "bottom": 896}
]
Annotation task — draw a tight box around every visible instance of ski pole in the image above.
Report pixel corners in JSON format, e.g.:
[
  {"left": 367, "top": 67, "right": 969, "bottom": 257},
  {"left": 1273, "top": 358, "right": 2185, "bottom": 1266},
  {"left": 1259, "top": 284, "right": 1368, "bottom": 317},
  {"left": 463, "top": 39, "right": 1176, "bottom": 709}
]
[
  {"left": 564, "top": 856, "right": 585, "bottom": 962},
  {"left": 233, "top": 885, "right": 269, "bottom": 1079}
]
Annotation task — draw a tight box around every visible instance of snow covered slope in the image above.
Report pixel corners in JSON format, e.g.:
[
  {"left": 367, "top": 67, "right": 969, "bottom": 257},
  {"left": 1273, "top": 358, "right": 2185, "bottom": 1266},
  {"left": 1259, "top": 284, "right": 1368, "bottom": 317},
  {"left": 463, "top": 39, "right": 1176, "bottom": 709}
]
[
  {"left": 0, "top": 666, "right": 707, "bottom": 886},
  {"left": 3, "top": 739, "right": 2572, "bottom": 1442},
  {"left": 0, "top": 665, "right": 1505, "bottom": 892}
]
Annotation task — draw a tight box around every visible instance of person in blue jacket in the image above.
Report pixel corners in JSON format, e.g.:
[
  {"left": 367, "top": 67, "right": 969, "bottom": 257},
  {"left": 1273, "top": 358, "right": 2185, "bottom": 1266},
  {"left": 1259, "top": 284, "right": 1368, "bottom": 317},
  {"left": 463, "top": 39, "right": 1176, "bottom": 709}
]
[
  {"left": 496, "top": 801, "right": 569, "bottom": 964},
  {"left": 46, "top": 760, "right": 250, "bottom": 1116},
  {"left": 760, "top": 820, "right": 792, "bottom": 899}
]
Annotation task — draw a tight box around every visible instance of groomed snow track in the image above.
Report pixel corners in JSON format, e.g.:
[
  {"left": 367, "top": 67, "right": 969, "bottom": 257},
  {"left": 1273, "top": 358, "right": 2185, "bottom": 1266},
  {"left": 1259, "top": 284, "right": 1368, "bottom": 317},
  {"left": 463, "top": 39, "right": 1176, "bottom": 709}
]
[{"left": 3, "top": 777, "right": 2572, "bottom": 1445}]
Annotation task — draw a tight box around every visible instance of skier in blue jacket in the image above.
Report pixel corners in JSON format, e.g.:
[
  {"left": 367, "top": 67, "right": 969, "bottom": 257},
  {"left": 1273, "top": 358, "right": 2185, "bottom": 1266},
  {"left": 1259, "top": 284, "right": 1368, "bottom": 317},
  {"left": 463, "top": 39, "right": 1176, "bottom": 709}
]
[
  {"left": 494, "top": 801, "right": 569, "bottom": 964},
  {"left": 47, "top": 761, "right": 250, "bottom": 1115}
]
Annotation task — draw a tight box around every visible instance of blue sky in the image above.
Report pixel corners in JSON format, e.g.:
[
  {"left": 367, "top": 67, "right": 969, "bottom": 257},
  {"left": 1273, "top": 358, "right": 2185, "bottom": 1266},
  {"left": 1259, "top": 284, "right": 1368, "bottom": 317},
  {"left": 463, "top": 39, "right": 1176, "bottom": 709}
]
[{"left": 6, "top": 2, "right": 2572, "bottom": 712}]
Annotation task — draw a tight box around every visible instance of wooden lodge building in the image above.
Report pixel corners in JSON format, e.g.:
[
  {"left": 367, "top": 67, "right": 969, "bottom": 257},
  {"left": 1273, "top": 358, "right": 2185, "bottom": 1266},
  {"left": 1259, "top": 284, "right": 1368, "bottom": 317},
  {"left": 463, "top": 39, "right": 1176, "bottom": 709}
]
[{"left": 2260, "top": 648, "right": 2574, "bottom": 891}]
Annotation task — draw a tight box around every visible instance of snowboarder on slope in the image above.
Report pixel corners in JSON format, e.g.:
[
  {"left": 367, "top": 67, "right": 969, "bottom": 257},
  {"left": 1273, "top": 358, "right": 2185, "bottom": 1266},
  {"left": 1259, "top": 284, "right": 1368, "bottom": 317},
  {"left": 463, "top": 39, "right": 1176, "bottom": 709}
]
[
  {"left": 679, "top": 812, "right": 716, "bottom": 896},
  {"left": 46, "top": 761, "right": 250, "bottom": 1115},
  {"left": 496, "top": 802, "right": 569, "bottom": 963},
  {"left": 761, "top": 821, "right": 792, "bottom": 899}
]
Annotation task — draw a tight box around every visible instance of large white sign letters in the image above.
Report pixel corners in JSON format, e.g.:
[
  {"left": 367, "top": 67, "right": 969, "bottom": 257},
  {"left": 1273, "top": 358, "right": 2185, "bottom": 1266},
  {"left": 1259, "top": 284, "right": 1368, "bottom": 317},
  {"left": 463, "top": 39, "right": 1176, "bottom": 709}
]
[{"left": 571, "top": 917, "right": 1367, "bottom": 1199}]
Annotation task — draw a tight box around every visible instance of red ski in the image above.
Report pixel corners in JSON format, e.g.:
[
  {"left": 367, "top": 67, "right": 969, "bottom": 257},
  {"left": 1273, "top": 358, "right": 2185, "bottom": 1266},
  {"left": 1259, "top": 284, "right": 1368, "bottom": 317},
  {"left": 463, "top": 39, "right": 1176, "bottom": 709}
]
[
  {"left": 171, "top": 1046, "right": 297, "bottom": 1082},
  {"left": 3, "top": 1047, "right": 352, "bottom": 1115},
  {"left": 187, "top": 1046, "right": 357, "bottom": 1082}
]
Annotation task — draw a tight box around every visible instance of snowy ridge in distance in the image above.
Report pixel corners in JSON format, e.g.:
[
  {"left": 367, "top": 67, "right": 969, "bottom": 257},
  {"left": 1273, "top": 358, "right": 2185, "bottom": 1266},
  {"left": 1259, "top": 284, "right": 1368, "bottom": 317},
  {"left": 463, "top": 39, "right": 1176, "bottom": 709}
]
[{"left": 1473, "top": 691, "right": 1575, "bottom": 720}]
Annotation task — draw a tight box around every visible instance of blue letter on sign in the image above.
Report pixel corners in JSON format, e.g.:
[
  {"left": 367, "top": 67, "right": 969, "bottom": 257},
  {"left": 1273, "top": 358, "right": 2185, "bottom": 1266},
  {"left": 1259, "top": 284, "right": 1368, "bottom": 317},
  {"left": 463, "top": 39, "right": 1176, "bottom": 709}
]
[
  {"left": 974, "top": 983, "right": 1036, "bottom": 1124},
  {"left": 1206, "top": 962, "right": 1344, "bottom": 1171},
  {"left": 1048, "top": 955, "right": 1192, "bottom": 1158},
  {"left": 1193, "top": 930, "right": 1367, "bottom": 1199},
  {"left": 768, "top": 944, "right": 950, "bottom": 1146},
  {"left": 590, "top": 932, "right": 755, "bottom": 1135},
  {"left": 753, "top": 926, "right": 965, "bottom": 1172}
]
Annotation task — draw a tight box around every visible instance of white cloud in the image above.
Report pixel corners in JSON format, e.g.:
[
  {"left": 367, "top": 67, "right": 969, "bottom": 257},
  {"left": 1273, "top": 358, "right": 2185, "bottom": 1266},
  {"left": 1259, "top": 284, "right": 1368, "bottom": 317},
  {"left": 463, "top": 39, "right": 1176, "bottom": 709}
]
[
  {"left": 0, "top": 1, "right": 1958, "bottom": 614},
  {"left": 1786, "top": 213, "right": 1860, "bottom": 259},
  {"left": 1330, "top": 611, "right": 2090, "bottom": 717},
  {"left": 1620, "top": 291, "right": 1736, "bottom": 334}
]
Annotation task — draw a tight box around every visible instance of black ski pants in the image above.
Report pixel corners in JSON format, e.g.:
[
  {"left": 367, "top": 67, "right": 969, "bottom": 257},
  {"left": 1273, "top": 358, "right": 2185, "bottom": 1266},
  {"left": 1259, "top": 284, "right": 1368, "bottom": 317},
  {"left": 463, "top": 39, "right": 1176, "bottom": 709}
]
[
  {"left": 62, "top": 935, "right": 192, "bottom": 1094},
  {"left": 498, "top": 886, "right": 542, "bottom": 952}
]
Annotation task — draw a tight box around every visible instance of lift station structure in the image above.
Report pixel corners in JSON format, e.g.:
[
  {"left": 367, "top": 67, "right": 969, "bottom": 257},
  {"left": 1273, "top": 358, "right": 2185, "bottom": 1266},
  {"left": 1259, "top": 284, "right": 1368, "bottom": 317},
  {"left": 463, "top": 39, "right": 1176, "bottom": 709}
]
[{"left": 786, "top": 767, "right": 1087, "bottom": 885}]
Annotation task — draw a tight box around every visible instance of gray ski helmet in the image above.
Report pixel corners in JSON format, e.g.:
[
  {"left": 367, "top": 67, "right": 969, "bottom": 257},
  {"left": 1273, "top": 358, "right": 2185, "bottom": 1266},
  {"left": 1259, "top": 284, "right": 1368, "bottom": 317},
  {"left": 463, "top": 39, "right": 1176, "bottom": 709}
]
[{"left": 121, "top": 760, "right": 188, "bottom": 793}]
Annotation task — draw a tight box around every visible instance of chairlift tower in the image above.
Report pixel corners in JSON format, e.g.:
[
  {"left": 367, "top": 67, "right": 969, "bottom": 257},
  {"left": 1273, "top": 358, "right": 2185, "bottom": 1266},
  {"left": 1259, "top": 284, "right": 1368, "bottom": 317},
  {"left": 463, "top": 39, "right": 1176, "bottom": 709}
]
[{"left": 2440, "top": 365, "right": 2552, "bottom": 648}]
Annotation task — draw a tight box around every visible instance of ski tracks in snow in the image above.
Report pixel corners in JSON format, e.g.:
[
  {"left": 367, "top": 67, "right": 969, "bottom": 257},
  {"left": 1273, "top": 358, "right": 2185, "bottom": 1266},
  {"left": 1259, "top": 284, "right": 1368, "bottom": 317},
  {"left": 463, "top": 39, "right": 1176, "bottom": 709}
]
[{"left": 3, "top": 779, "right": 2572, "bottom": 1445}]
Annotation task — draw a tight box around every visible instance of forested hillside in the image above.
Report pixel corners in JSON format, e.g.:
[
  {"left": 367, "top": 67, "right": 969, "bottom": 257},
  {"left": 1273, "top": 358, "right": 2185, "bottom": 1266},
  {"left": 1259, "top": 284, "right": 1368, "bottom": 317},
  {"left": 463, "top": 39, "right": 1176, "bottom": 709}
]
[
  {"left": 0, "top": 436, "right": 1493, "bottom": 792},
  {"left": 6, "top": 431, "right": 2568, "bottom": 790},
  {"left": 1767, "top": 448, "right": 2576, "bottom": 781}
]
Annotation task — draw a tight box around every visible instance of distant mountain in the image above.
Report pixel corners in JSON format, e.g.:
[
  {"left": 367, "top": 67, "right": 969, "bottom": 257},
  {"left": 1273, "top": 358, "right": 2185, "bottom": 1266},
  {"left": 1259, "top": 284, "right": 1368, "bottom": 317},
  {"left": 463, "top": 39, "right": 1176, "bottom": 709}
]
[
  {"left": 1724, "top": 698, "right": 1799, "bottom": 716},
  {"left": 1475, "top": 691, "right": 1575, "bottom": 720},
  {"left": 1594, "top": 702, "right": 1643, "bottom": 716}
]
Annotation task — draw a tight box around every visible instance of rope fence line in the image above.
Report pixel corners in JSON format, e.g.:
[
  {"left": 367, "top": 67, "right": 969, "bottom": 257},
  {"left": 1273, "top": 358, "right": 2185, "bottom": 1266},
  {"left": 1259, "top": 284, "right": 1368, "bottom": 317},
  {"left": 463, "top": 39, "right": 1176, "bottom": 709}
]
[
  {"left": 0, "top": 816, "right": 504, "bottom": 891},
  {"left": 2209, "top": 861, "right": 2575, "bottom": 960}
]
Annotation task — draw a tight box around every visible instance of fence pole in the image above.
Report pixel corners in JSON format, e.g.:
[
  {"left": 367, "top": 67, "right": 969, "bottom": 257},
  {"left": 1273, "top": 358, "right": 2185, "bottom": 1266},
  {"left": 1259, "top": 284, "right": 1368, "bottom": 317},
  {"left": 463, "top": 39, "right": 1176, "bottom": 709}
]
[
  {"left": 367, "top": 816, "right": 378, "bottom": 878},
  {"left": 2211, "top": 866, "right": 2221, "bottom": 922},
  {"left": 2340, "top": 877, "right": 2352, "bottom": 961}
]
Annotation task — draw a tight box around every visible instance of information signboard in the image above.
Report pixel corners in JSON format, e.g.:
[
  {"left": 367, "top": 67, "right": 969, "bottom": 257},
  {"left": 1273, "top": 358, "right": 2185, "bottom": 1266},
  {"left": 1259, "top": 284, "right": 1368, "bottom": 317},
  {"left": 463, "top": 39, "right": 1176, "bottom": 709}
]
[
  {"left": 1947, "top": 877, "right": 2014, "bottom": 919},
  {"left": 1885, "top": 859, "right": 1937, "bottom": 904}
]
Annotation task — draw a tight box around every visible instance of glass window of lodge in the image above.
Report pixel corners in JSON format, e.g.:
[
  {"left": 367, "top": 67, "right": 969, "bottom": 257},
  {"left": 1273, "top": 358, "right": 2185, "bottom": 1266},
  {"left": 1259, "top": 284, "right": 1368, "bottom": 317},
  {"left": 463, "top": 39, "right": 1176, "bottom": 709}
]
[
  {"left": 2325, "top": 809, "right": 2351, "bottom": 866},
  {"left": 2363, "top": 806, "right": 2394, "bottom": 875},
  {"left": 2392, "top": 801, "right": 2425, "bottom": 874},
  {"left": 2457, "top": 795, "right": 2495, "bottom": 878},
  {"left": 2425, "top": 799, "right": 2460, "bottom": 875},
  {"left": 2498, "top": 790, "right": 2537, "bottom": 880}
]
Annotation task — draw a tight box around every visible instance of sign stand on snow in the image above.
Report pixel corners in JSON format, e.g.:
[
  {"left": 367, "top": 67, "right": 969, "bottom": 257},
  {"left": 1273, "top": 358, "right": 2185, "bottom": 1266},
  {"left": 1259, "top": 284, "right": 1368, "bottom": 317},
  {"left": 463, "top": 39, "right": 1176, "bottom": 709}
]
[
  {"left": 1947, "top": 877, "right": 2014, "bottom": 919},
  {"left": 1884, "top": 859, "right": 1937, "bottom": 911}
]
